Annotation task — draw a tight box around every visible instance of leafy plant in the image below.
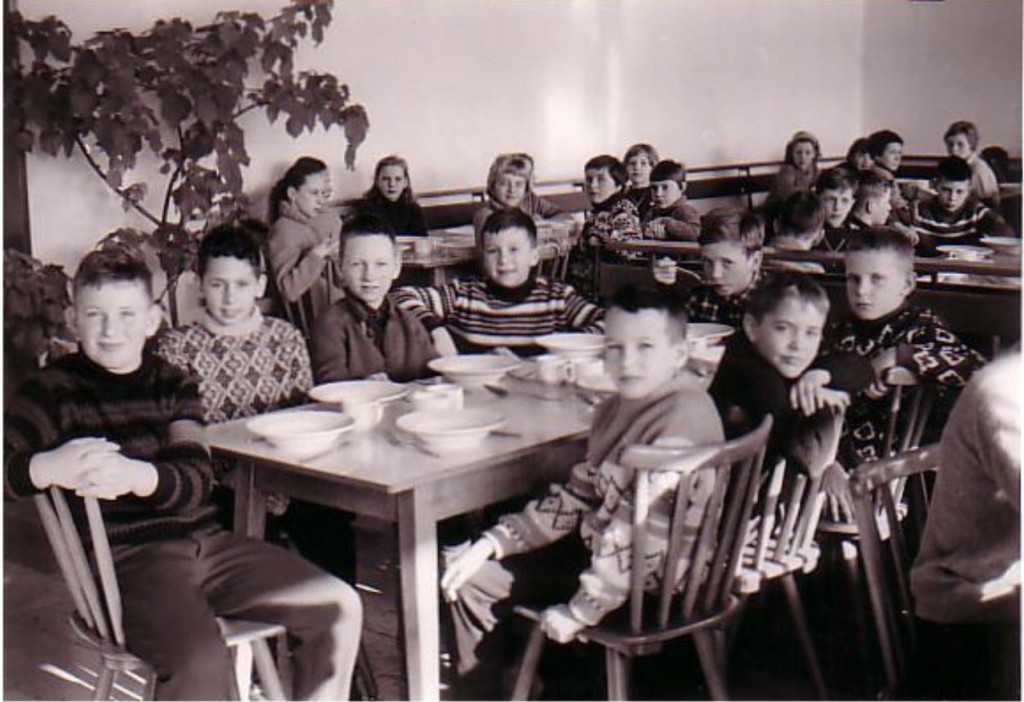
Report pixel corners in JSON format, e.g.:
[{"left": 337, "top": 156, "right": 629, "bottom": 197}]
[
  {"left": 5, "top": 0, "right": 369, "bottom": 323},
  {"left": 3, "top": 249, "right": 74, "bottom": 368}
]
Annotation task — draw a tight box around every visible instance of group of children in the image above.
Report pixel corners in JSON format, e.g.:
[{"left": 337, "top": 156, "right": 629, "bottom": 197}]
[{"left": 4, "top": 121, "right": 1011, "bottom": 699}]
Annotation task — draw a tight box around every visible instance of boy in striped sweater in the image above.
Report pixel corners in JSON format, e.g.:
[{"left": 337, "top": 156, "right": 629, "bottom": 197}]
[
  {"left": 395, "top": 209, "right": 604, "bottom": 356},
  {"left": 4, "top": 249, "right": 362, "bottom": 700}
]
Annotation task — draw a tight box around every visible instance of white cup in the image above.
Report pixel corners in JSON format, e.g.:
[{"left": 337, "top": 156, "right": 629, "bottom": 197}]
[
  {"left": 535, "top": 354, "right": 576, "bottom": 385},
  {"left": 409, "top": 384, "right": 464, "bottom": 412},
  {"left": 340, "top": 400, "right": 384, "bottom": 433},
  {"left": 571, "top": 357, "right": 605, "bottom": 382}
]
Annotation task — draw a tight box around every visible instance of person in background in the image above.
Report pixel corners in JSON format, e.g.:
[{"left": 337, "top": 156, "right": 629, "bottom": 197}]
[
  {"left": 642, "top": 159, "right": 701, "bottom": 241},
  {"left": 266, "top": 156, "right": 344, "bottom": 318},
  {"left": 845, "top": 137, "right": 875, "bottom": 174},
  {"left": 943, "top": 120, "right": 1000, "bottom": 207},
  {"left": 847, "top": 172, "right": 894, "bottom": 232},
  {"left": 769, "top": 130, "right": 822, "bottom": 205},
  {"left": 354, "top": 155, "right": 428, "bottom": 237},
  {"left": 912, "top": 156, "right": 1013, "bottom": 256},
  {"left": 816, "top": 167, "right": 859, "bottom": 252},
  {"left": 396, "top": 209, "right": 604, "bottom": 356},
  {"left": 867, "top": 129, "right": 912, "bottom": 224},
  {"left": 623, "top": 143, "right": 659, "bottom": 220},
  {"left": 685, "top": 208, "right": 765, "bottom": 327},
  {"left": 768, "top": 192, "right": 827, "bottom": 273},
  {"left": 909, "top": 349, "right": 1020, "bottom": 701},
  {"left": 472, "top": 153, "right": 564, "bottom": 237}
]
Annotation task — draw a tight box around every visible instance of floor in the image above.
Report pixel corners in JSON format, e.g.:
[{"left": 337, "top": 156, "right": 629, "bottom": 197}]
[{"left": 4, "top": 496, "right": 883, "bottom": 701}]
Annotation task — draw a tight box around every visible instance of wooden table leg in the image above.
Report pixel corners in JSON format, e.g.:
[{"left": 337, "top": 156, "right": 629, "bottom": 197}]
[
  {"left": 397, "top": 490, "right": 440, "bottom": 701},
  {"left": 233, "top": 461, "right": 267, "bottom": 538}
]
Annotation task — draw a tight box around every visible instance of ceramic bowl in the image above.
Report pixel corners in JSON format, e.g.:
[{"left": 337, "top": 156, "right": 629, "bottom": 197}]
[
  {"left": 396, "top": 408, "right": 505, "bottom": 454},
  {"left": 427, "top": 355, "right": 521, "bottom": 388},
  {"left": 308, "top": 381, "right": 408, "bottom": 431},
  {"left": 246, "top": 410, "right": 354, "bottom": 458},
  {"left": 980, "top": 237, "right": 1021, "bottom": 258},
  {"left": 936, "top": 245, "right": 992, "bottom": 261},
  {"left": 536, "top": 333, "right": 605, "bottom": 360}
]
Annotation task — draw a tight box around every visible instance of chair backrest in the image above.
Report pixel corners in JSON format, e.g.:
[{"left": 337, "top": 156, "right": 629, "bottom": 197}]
[
  {"left": 33, "top": 489, "right": 127, "bottom": 648},
  {"left": 264, "top": 257, "right": 339, "bottom": 339},
  {"left": 618, "top": 415, "right": 772, "bottom": 634},
  {"left": 536, "top": 241, "right": 570, "bottom": 282},
  {"left": 849, "top": 443, "right": 942, "bottom": 698}
]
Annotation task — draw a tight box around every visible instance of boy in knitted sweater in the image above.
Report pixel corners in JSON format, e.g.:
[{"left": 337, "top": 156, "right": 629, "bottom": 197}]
[
  {"left": 395, "top": 209, "right": 604, "bottom": 356},
  {"left": 440, "top": 285, "right": 724, "bottom": 693},
  {"left": 684, "top": 208, "right": 765, "bottom": 327},
  {"left": 4, "top": 249, "right": 361, "bottom": 700}
]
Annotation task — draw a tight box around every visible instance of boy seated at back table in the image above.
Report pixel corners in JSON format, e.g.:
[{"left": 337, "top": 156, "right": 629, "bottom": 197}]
[
  {"left": 311, "top": 213, "right": 438, "bottom": 382},
  {"left": 768, "top": 191, "right": 828, "bottom": 274},
  {"left": 641, "top": 159, "right": 701, "bottom": 241},
  {"left": 911, "top": 156, "right": 1014, "bottom": 257},
  {"left": 395, "top": 209, "right": 604, "bottom": 357},
  {"left": 4, "top": 248, "right": 362, "bottom": 700},
  {"left": 815, "top": 167, "right": 858, "bottom": 252},
  {"left": 439, "top": 284, "right": 724, "bottom": 699}
]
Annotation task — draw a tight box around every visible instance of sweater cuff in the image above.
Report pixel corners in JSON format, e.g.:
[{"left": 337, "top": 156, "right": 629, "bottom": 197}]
[
  {"left": 568, "top": 589, "right": 610, "bottom": 627},
  {"left": 479, "top": 531, "right": 505, "bottom": 560},
  {"left": 483, "top": 524, "right": 523, "bottom": 559}
]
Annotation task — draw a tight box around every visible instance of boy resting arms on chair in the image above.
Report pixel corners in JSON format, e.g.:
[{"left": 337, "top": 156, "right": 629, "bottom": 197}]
[
  {"left": 440, "top": 285, "right": 723, "bottom": 697},
  {"left": 4, "top": 249, "right": 362, "bottom": 700}
]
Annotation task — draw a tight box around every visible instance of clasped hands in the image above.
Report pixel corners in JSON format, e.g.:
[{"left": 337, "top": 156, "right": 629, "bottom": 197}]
[{"left": 29, "top": 437, "right": 158, "bottom": 500}]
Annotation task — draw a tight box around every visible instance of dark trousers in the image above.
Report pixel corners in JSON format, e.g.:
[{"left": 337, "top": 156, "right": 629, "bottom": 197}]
[
  {"left": 113, "top": 528, "right": 362, "bottom": 700},
  {"left": 909, "top": 616, "right": 1021, "bottom": 700}
]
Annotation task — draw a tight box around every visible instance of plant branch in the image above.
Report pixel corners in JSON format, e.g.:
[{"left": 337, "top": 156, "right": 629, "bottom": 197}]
[
  {"left": 232, "top": 99, "right": 267, "bottom": 120},
  {"left": 74, "top": 135, "right": 162, "bottom": 227},
  {"left": 160, "top": 125, "right": 186, "bottom": 225}
]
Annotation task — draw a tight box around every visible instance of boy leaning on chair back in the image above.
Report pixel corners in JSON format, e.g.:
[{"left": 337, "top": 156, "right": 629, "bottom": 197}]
[
  {"left": 685, "top": 207, "right": 765, "bottom": 327},
  {"left": 4, "top": 247, "right": 362, "bottom": 700}
]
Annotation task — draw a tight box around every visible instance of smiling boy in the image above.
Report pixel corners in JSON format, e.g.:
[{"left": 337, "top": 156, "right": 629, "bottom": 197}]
[{"left": 685, "top": 208, "right": 765, "bottom": 327}]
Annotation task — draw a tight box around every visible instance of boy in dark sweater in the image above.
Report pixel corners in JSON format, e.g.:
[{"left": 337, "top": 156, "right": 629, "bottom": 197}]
[
  {"left": 4, "top": 249, "right": 362, "bottom": 700},
  {"left": 641, "top": 159, "right": 701, "bottom": 241},
  {"left": 685, "top": 208, "right": 765, "bottom": 327}
]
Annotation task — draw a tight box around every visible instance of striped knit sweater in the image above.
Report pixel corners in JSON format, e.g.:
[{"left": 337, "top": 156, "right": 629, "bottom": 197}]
[
  {"left": 4, "top": 353, "right": 218, "bottom": 545},
  {"left": 393, "top": 275, "right": 604, "bottom": 354},
  {"left": 912, "top": 197, "right": 1013, "bottom": 256}
]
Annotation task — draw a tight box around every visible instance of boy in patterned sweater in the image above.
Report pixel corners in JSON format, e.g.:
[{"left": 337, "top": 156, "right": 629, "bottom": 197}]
[
  {"left": 4, "top": 249, "right": 362, "bottom": 700},
  {"left": 440, "top": 285, "right": 724, "bottom": 696},
  {"left": 395, "top": 209, "right": 604, "bottom": 356},
  {"left": 684, "top": 208, "right": 765, "bottom": 327}
]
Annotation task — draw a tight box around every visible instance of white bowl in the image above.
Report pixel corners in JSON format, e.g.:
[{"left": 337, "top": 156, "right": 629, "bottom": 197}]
[
  {"left": 396, "top": 408, "right": 505, "bottom": 454},
  {"left": 686, "top": 323, "right": 734, "bottom": 348},
  {"left": 308, "top": 381, "right": 409, "bottom": 431},
  {"left": 536, "top": 333, "right": 605, "bottom": 360},
  {"left": 427, "top": 355, "right": 521, "bottom": 388},
  {"left": 980, "top": 237, "right": 1021, "bottom": 257},
  {"left": 936, "top": 245, "right": 992, "bottom": 261},
  {"left": 247, "top": 410, "right": 354, "bottom": 458}
]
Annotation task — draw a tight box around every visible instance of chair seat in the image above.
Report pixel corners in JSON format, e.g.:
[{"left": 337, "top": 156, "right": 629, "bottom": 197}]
[
  {"left": 68, "top": 612, "right": 147, "bottom": 671},
  {"left": 219, "top": 618, "right": 287, "bottom": 646},
  {"left": 734, "top": 542, "right": 821, "bottom": 594}
]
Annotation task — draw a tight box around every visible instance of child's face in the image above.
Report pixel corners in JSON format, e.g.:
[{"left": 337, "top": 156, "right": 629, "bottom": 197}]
[
  {"left": 742, "top": 295, "right": 826, "bottom": 380},
  {"left": 585, "top": 167, "right": 620, "bottom": 205},
  {"left": 874, "top": 142, "right": 903, "bottom": 172},
  {"left": 651, "top": 180, "right": 684, "bottom": 209},
  {"left": 288, "top": 170, "right": 332, "bottom": 219},
  {"left": 700, "top": 242, "right": 762, "bottom": 298},
  {"left": 845, "top": 249, "right": 914, "bottom": 321},
  {"left": 70, "top": 281, "right": 161, "bottom": 375},
  {"left": 625, "top": 154, "right": 654, "bottom": 188},
  {"left": 340, "top": 234, "right": 402, "bottom": 309},
  {"left": 480, "top": 227, "right": 538, "bottom": 289},
  {"left": 603, "top": 307, "right": 687, "bottom": 400},
  {"left": 936, "top": 178, "right": 971, "bottom": 213},
  {"left": 376, "top": 165, "right": 408, "bottom": 202},
  {"left": 852, "top": 151, "right": 875, "bottom": 172},
  {"left": 859, "top": 193, "right": 892, "bottom": 226},
  {"left": 494, "top": 173, "right": 528, "bottom": 209},
  {"left": 945, "top": 133, "right": 974, "bottom": 160},
  {"left": 201, "top": 256, "right": 267, "bottom": 328},
  {"left": 820, "top": 188, "right": 855, "bottom": 228},
  {"left": 791, "top": 141, "right": 817, "bottom": 171}
]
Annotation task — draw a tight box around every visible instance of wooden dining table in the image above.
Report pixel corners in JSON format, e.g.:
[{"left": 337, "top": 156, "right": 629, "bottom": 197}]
[{"left": 206, "top": 380, "right": 594, "bottom": 700}]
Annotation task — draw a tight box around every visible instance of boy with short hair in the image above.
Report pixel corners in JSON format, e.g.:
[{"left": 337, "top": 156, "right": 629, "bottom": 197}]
[
  {"left": 311, "top": 213, "right": 438, "bottom": 382},
  {"left": 829, "top": 231, "right": 985, "bottom": 467},
  {"left": 5, "top": 249, "right": 362, "bottom": 700},
  {"left": 848, "top": 172, "right": 894, "bottom": 231},
  {"left": 867, "top": 128, "right": 912, "bottom": 223},
  {"left": 685, "top": 208, "right": 765, "bottom": 326},
  {"left": 912, "top": 156, "right": 1013, "bottom": 256},
  {"left": 944, "top": 120, "right": 1000, "bottom": 206},
  {"left": 642, "top": 159, "right": 701, "bottom": 241},
  {"left": 815, "top": 167, "right": 858, "bottom": 252},
  {"left": 769, "top": 191, "right": 827, "bottom": 273},
  {"left": 440, "top": 284, "right": 724, "bottom": 696},
  {"left": 395, "top": 209, "right": 604, "bottom": 356}
]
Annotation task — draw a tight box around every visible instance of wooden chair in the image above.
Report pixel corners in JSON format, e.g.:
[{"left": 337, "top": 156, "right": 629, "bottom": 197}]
[
  {"left": 849, "top": 444, "right": 942, "bottom": 699},
  {"left": 510, "top": 416, "right": 773, "bottom": 701},
  {"left": 33, "top": 488, "right": 289, "bottom": 701},
  {"left": 537, "top": 240, "right": 571, "bottom": 282}
]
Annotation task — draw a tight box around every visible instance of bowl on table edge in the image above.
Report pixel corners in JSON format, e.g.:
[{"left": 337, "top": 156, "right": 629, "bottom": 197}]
[
  {"left": 980, "top": 237, "right": 1021, "bottom": 258},
  {"left": 395, "top": 408, "right": 505, "bottom": 454},
  {"left": 246, "top": 410, "right": 355, "bottom": 458},
  {"left": 427, "top": 355, "right": 521, "bottom": 388},
  {"left": 308, "top": 380, "right": 409, "bottom": 431}
]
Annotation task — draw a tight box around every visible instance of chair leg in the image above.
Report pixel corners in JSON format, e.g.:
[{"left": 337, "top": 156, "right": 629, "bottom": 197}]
[
  {"left": 511, "top": 624, "right": 546, "bottom": 701},
  {"left": 780, "top": 573, "right": 828, "bottom": 700},
  {"left": 93, "top": 665, "right": 116, "bottom": 701},
  {"left": 252, "top": 638, "right": 288, "bottom": 701},
  {"left": 694, "top": 630, "right": 729, "bottom": 701},
  {"left": 233, "top": 642, "right": 254, "bottom": 701},
  {"left": 604, "top": 648, "right": 630, "bottom": 701},
  {"left": 354, "top": 643, "right": 379, "bottom": 700},
  {"left": 840, "top": 543, "right": 875, "bottom": 693}
]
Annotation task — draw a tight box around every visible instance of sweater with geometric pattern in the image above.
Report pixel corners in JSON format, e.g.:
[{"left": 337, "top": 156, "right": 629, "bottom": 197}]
[{"left": 3, "top": 352, "right": 218, "bottom": 545}]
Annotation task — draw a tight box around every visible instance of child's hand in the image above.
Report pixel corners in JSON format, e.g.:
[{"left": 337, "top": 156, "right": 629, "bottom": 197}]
[
  {"left": 864, "top": 380, "right": 891, "bottom": 400},
  {"left": 651, "top": 257, "right": 678, "bottom": 286},
  {"left": 891, "top": 222, "right": 920, "bottom": 246},
  {"left": 540, "top": 604, "right": 587, "bottom": 643},
  {"left": 871, "top": 348, "right": 898, "bottom": 377},
  {"left": 29, "top": 437, "right": 121, "bottom": 491},
  {"left": 431, "top": 328, "right": 459, "bottom": 357},
  {"left": 440, "top": 538, "right": 495, "bottom": 603},
  {"left": 313, "top": 235, "right": 340, "bottom": 259},
  {"left": 822, "top": 463, "right": 854, "bottom": 523},
  {"left": 645, "top": 219, "right": 668, "bottom": 239},
  {"left": 75, "top": 454, "right": 158, "bottom": 500},
  {"left": 789, "top": 369, "right": 831, "bottom": 416}
]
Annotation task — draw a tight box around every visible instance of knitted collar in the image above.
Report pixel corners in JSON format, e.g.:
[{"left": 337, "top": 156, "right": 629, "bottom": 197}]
[
  {"left": 199, "top": 307, "right": 264, "bottom": 338},
  {"left": 849, "top": 302, "right": 911, "bottom": 335},
  {"left": 342, "top": 293, "right": 392, "bottom": 322},
  {"left": 591, "top": 190, "right": 626, "bottom": 214},
  {"left": 70, "top": 350, "right": 153, "bottom": 385},
  {"left": 484, "top": 272, "right": 538, "bottom": 302},
  {"left": 279, "top": 199, "right": 314, "bottom": 226}
]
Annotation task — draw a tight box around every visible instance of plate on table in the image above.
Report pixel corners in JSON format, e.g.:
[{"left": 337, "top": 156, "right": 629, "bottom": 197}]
[
  {"left": 396, "top": 408, "right": 505, "bottom": 454},
  {"left": 246, "top": 410, "right": 355, "bottom": 458},
  {"left": 935, "top": 245, "right": 992, "bottom": 261},
  {"left": 686, "top": 323, "right": 734, "bottom": 346},
  {"left": 536, "top": 333, "right": 605, "bottom": 360},
  {"left": 428, "top": 355, "right": 521, "bottom": 388},
  {"left": 980, "top": 237, "right": 1021, "bottom": 258}
]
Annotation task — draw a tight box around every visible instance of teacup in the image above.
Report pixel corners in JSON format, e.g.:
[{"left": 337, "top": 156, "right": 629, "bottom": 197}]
[
  {"left": 535, "top": 354, "right": 576, "bottom": 385},
  {"left": 409, "top": 383, "right": 464, "bottom": 412},
  {"left": 340, "top": 399, "right": 385, "bottom": 432},
  {"left": 571, "top": 357, "right": 605, "bottom": 382}
]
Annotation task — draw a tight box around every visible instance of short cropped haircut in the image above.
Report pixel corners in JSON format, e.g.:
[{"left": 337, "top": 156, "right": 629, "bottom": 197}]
[
  {"left": 607, "top": 283, "right": 688, "bottom": 340},
  {"left": 585, "top": 155, "right": 629, "bottom": 188},
  {"left": 944, "top": 120, "right": 980, "bottom": 151},
  {"left": 845, "top": 137, "right": 871, "bottom": 166},
  {"left": 816, "top": 167, "right": 858, "bottom": 195},
  {"left": 867, "top": 129, "right": 903, "bottom": 158},
  {"left": 74, "top": 248, "right": 153, "bottom": 298},
  {"left": 776, "top": 192, "right": 826, "bottom": 237},
  {"left": 650, "top": 159, "right": 687, "bottom": 185},
  {"left": 341, "top": 213, "right": 397, "bottom": 252},
  {"left": 486, "top": 153, "right": 535, "bottom": 200},
  {"left": 847, "top": 229, "right": 915, "bottom": 263},
  {"left": 198, "top": 224, "right": 264, "bottom": 277},
  {"left": 936, "top": 156, "right": 973, "bottom": 183},
  {"left": 480, "top": 209, "right": 537, "bottom": 246},
  {"left": 698, "top": 208, "right": 764, "bottom": 253},
  {"left": 854, "top": 172, "right": 891, "bottom": 205},
  {"left": 623, "top": 143, "right": 659, "bottom": 166},
  {"left": 745, "top": 272, "right": 829, "bottom": 323}
]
